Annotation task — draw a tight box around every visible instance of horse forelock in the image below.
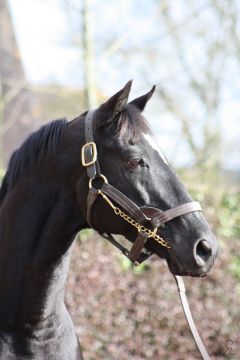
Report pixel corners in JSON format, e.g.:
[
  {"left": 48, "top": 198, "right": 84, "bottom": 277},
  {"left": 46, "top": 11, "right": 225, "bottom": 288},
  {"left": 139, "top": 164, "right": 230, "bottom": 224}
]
[
  {"left": 0, "top": 118, "right": 67, "bottom": 201},
  {"left": 111, "top": 104, "right": 152, "bottom": 143}
]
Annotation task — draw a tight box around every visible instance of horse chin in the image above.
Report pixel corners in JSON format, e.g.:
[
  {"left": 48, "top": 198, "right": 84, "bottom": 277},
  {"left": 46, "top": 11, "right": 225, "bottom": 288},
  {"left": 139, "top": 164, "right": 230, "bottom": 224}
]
[
  {"left": 163, "top": 256, "right": 210, "bottom": 278},
  {"left": 125, "top": 232, "right": 213, "bottom": 278}
]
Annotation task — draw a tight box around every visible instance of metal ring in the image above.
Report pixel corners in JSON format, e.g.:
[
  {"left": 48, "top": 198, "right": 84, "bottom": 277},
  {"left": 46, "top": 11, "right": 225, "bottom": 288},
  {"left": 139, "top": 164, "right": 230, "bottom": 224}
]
[
  {"left": 89, "top": 174, "right": 108, "bottom": 189},
  {"left": 114, "top": 208, "right": 121, "bottom": 215},
  {"left": 139, "top": 225, "right": 146, "bottom": 232}
]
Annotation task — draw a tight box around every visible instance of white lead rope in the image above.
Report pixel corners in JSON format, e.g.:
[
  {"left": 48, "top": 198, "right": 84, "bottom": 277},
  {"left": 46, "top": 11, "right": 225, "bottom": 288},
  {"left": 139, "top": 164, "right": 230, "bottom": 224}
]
[{"left": 174, "top": 275, "right": 211, "bottom": 360}]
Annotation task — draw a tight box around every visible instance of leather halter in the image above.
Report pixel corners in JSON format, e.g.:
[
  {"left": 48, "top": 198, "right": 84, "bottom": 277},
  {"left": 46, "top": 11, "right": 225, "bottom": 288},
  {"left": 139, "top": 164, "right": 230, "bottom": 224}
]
[
  {"left": 82, "top": 110, "right": 202, "bottom": 265},
  {"left": 81, "top": 110, "right": 211, "bottom": 360}
]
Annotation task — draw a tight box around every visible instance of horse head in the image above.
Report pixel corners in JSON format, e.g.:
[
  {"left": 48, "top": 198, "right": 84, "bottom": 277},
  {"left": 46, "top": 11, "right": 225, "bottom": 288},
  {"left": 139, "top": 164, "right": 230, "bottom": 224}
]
[{"left": 74, "top": 81, "right": 219, "bottom": 277}]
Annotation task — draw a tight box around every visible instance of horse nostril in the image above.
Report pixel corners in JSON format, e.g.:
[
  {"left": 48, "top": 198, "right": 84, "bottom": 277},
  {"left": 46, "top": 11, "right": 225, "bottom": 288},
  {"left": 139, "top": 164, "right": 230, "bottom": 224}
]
[{"left": 195, "top": 239, "right": 213, "bottom": 266}]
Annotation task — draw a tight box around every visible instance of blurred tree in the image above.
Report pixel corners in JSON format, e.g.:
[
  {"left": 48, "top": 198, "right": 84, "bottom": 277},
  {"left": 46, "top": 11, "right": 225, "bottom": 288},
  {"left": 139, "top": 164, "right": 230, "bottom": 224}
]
[
  {"left": 60, "top": 0, "right": 127, "bottom": 108},
  {"left": 59, "top": 0, "right": 240, "bottom": 182},
  {"left": 147, "top": 0, "right": 239, "bottom": 181},
  {"left": 61, "top": 0, "right": 97, "bottom": 109},
  {"left": 0, "top": 0, "right": 37, "bottom": 166},
  {"left": 82, "top": 0, "right": 96, "bottom": 108},
  {"left": 152, "top": 1, "right": 223, "bottom": 179}
]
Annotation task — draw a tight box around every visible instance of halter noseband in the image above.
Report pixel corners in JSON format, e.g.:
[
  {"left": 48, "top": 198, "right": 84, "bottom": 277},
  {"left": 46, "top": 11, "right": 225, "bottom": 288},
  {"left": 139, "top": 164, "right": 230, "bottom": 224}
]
[{"left": 81, "top": 110, "right": 202, "bottom": 265}]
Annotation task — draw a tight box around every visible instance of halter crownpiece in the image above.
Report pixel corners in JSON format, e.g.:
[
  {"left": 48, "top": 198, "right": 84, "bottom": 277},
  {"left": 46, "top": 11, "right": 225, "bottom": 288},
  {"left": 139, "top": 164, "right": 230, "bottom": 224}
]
[{"left": 81, "top": 110, "right": 202, "bottom": 265}]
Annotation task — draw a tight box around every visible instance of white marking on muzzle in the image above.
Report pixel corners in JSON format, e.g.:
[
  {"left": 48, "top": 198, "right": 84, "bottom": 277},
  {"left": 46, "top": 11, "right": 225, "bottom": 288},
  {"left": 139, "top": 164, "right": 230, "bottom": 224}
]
[{"left": 143, "top": 133, "right": 169, "bottom": 165}]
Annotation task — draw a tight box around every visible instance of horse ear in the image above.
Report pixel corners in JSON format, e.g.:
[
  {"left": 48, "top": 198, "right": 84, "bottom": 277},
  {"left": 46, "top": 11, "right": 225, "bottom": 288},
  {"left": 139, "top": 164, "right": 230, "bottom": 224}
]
[
  {"left": 97, "top": 80, "right": 132, "bottom": 126},
  {"left": 129, "top": 85, "right": 156, "bottom": 112}
]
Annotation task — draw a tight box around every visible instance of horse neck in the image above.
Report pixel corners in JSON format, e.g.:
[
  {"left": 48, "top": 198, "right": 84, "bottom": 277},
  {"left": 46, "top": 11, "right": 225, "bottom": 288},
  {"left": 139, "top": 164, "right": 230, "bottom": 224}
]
[{"left": 0, "top": 175, "right": 85, "bottom": 332}]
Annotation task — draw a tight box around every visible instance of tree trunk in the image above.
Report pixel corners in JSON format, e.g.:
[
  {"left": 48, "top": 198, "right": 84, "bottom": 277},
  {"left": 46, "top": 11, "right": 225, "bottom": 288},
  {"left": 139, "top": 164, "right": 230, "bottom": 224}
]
[{"left": 82, "top": 0, "right": 96, "bottom": 109}]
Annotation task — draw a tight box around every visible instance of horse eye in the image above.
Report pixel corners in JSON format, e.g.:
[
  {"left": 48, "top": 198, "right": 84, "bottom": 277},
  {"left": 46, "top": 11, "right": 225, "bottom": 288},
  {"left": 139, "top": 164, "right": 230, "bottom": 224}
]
[{"left": 128, "top": 157, "right": 142, "bottom": 167}]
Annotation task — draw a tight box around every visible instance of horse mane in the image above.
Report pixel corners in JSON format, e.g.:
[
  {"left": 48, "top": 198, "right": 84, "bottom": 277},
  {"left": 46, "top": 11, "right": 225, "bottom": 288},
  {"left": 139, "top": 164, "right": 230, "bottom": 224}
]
[
  {"left": 0, "top": 106, "right": 150, "bottom": 204},
  {"left": 107, "top": 104, "right": 152, "bottom": 143},
  {"left": 0, "top": 118, "right": 67, "bottom": 203}
]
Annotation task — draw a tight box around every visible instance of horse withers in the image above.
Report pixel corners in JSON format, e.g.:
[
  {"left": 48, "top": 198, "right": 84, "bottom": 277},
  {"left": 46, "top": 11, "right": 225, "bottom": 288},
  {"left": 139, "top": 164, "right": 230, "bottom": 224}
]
[{"left": 0, "top": 81, "right": 218, "bottom": 359}]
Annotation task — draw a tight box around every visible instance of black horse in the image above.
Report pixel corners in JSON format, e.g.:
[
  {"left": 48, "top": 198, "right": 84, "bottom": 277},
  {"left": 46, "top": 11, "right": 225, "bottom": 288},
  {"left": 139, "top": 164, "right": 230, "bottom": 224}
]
[{"left": 0, "top": 81, "right": 218, "bottom": 359}]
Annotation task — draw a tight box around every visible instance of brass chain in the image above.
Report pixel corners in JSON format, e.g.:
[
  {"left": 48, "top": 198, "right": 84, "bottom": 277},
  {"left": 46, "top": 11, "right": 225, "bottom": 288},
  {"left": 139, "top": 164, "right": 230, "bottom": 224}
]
[{"left": 98, "top": 190, "right": 171, "bottom": 249}]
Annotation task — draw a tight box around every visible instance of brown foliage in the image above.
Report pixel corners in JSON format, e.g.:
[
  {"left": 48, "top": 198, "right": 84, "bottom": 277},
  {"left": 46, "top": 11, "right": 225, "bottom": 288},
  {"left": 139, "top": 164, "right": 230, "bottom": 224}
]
[{"left": 65, "top": 233, "right": 240, "bottom": 360}]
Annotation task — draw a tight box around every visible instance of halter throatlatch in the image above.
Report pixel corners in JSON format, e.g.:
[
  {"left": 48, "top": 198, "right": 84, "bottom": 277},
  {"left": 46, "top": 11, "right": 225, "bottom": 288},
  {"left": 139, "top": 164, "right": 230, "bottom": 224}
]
[{"left": 81, "top": 110, "right": 202, "bottom": 265}]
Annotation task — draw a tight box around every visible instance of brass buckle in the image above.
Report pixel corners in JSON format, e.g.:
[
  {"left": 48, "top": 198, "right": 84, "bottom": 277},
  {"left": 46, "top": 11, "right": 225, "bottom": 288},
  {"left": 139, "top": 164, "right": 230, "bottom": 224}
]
[{"left": 81, "top": 142, "right": 97, "bottom": 167}]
